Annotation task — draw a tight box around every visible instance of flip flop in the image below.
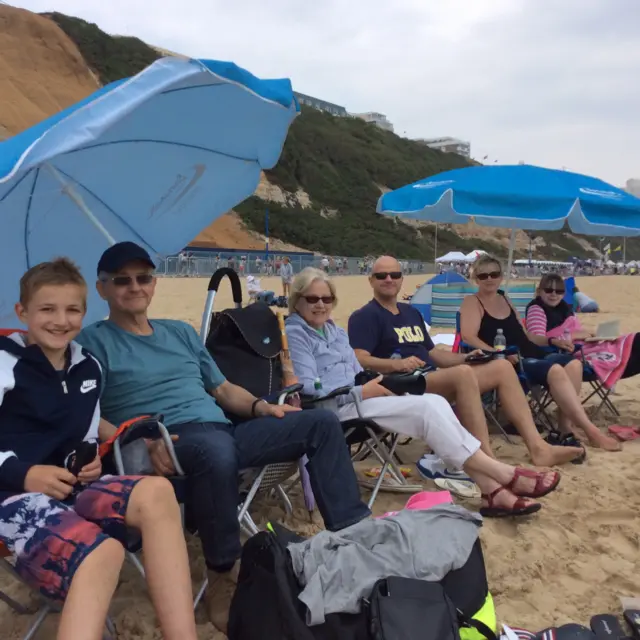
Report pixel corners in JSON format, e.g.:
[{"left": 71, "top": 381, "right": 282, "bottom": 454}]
[
  {"left": 480, "top": 486, "right": 541, "bottom": 518},
  {"left": 608, "top": 426, "right": 640, "bottom": 442},
  {"left": 357, "top": 478, "right": 423, "bottom": 494},
  {"left": 590, "top": 614, "right": 627, "bottom": 638},
  {"left": 434, "top": 477, "right": 481, "bottom": 499}
]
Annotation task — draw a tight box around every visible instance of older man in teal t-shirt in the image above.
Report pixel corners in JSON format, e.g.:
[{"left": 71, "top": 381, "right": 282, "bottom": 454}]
[{"left": 77, "top": 242, "right": 369, "bottom": 634}]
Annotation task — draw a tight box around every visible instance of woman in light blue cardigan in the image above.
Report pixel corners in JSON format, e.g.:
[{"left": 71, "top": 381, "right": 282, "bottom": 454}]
[{"left": 285, "top": 268, "right": 562, "bottom": 518}]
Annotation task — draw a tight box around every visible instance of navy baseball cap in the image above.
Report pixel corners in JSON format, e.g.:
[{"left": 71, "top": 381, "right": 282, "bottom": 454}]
[{"left": 97, "top": 242, "right": 156, "bottom": 275}]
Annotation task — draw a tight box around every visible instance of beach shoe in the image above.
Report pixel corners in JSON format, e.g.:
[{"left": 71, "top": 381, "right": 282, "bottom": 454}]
[
  {"left": 416, "top": 454, "right": 472, "bottom": 482},
  {"left": 205, "top": 561, "right": 240, "bottom": 633},
  {"left": 480, "top": 486, "right": 541, "bottom": 518},
  {"left": 505, "top": 467, "right": 561, "bottom": 499},
  {"left": 434, "top": 477, "right": 480, "bottom": 499},
  {"left": 608, "top": 425, "right": 640, "bottom": 441},
  {"left": 544, "top": 431, "right": 587, "bottom": 464}
]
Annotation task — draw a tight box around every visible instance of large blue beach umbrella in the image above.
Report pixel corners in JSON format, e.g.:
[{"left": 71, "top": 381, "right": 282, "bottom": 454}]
[
  {"left": 377, "top": 164, "right": 640, "bottom": 282},
  {"left": 377, "top": 164, "right": 640, "bottom": 233},
  {"left": 0, "top": 56, "right": 299, "bottom": 328}
]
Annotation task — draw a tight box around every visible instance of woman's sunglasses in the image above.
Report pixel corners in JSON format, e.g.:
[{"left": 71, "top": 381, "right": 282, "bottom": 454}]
[
  {"left": 543, "top": 287, "right": 565, "bottom": 295},
  {"left": 102, "top": 274, "right": 155, "bottom": 287},
  {"left": 476, "top": 271, "right": 502, "bottom": 281},
  {"left": 303, "top": 295, "right": 335, "bottom": 304},
  {"left": 372, "top": 271, "right": 403, "bottom": 280}
]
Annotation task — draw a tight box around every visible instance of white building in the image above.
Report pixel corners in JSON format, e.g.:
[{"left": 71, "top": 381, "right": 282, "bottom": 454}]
[
  {"left": 351, "top": 112, "right": 394, "bottom": 132},
  {"left": 626, "top": 179, "right": 640, "bottom": 197},
  {"left": 416, "top": 137, "right": 471, "bottom": 158}
]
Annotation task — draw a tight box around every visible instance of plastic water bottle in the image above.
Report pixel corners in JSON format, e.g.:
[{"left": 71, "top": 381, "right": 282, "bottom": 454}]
[
  {"left": 314, "top": 377, "right": 323, "bottom": 392},
  {"left": 493, "top": 329, "right": 506, "bottom": 358}
]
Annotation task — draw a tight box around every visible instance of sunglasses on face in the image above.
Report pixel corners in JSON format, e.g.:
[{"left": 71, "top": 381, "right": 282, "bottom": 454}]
[
  {"left": 103, "top": 274, "right": 155, "bottom": 287},
  {"left": 303, "top": 295, "right": 335, "bottom": 304},
  {"left": 476, "top": 271, "right": 502, "bottom": 281},
  {"left": 543, "top": 287, "right": 565, "bottom": 295},
  {"left": 372, "top": 271, "right": 403, "bottom": 281}
]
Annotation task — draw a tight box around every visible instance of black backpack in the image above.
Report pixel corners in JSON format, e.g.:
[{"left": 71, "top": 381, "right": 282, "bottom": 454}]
[
  {"left": 205, "top": 269, "right": 284, "bottom": 414},
  {"left": 228, "top": 524, "right": 497, "bottom": 640}
]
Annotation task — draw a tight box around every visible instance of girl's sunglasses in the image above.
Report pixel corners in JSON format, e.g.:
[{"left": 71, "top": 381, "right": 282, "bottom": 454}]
[
  {"left": 103, "top": 274, "right": 155, "bottom": 287},
  {"left": 476, "top": 271, "right": 501, "bottom": 281},
  {"left": 303, "top": 295, "right": 335, "bottom": 304},
  {"left": 372, "top": 271, "right": 403, "bottom": 280},
  {"left": 543, "top": 287, "right": 565, "bottom": 295}
]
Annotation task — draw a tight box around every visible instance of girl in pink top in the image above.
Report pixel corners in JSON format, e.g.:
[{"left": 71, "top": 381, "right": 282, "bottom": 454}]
[{"left": 525, "top": 273, "right": 640, "bottom": 391}]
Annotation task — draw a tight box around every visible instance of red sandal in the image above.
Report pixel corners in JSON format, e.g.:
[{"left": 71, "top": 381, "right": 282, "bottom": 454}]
[
  {"left": 505, "top": 467, "right": 560, "bottom": 499},
  {"left": 480, "top": 486, "right": 541, "bottom": 518}
]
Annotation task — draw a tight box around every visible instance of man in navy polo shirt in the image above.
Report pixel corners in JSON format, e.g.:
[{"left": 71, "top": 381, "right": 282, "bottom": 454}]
[{"left": 348, "top": 256, "right": 575, "bottom": 467}]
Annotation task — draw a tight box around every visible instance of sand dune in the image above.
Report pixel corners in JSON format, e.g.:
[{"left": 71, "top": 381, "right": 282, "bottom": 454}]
[{"left": 2, "top": 274, "right": 639, "bottom": 638}]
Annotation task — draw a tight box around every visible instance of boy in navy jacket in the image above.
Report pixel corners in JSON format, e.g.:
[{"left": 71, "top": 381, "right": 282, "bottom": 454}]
[{"left": 0, "top": 259, "right": 197, "bottom": 640}]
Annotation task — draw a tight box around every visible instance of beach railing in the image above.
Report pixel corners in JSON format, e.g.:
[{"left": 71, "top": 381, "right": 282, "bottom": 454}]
[{"left": 156, "top": 255, "right": 435, "bottom": 278}]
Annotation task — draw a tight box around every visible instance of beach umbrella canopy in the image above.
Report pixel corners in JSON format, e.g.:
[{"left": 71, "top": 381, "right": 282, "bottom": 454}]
[
  {"left": 377, "top": 164, "right": 640, "bottom": 235},
  {"left": 0, "top": 56, "right": 299, "bottom": 328},
  {"left": 435, "top": 251, "right": 468, "bottom": 263},
  {"left": 465, "top": 249, "right": 486, "bottom": 261}
]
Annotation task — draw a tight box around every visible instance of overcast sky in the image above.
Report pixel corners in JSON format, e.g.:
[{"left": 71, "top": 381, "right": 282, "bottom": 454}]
[{"left": 12, "top": 0, "right": 640, "bottom": 186}]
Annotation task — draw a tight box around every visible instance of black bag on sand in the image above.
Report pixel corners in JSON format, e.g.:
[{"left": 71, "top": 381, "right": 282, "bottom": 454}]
[
  {"left": 228, "top": 524, "right": 497, "bottom": 640},
  {"left": 228, "top": 524, "right": 370, "bottom": 640},
  {"left": 368, "top": 577, "right": 460, "bottom": 640}
]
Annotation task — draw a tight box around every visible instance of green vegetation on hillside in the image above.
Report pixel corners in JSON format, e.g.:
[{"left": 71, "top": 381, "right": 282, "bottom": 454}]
[
  {"left": 237, "top": 107, "right": 507, "bottom": 259},
  {"left": 45, "top": 12, "right": 161, "bottom": 84},
  {"left": 47, "top": 12, "right": 640, "bottom": 260}
]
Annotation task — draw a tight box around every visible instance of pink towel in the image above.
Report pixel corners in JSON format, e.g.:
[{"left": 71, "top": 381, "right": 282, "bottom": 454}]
[{"left": 377, "top": 490, "right": 453, "bottom": 518}]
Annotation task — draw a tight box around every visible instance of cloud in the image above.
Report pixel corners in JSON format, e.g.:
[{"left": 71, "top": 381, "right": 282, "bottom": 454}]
[{"left": 11, "top": 0, "right": 640, "bottom": 184}]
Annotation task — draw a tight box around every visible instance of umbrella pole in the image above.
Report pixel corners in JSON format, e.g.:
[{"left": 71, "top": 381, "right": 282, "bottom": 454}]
[
  {"left": 45, "top": 163, "right": 116, "bottom": 246},
  {"left": 504, "top": 228, "right": 516, "bottom": 293}
]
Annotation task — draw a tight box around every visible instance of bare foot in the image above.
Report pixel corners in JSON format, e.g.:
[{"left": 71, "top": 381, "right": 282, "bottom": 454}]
[
  {"left": 507, "top": 468, "right": 560, "bottom": 498},
  {"left": 587, "top": 430, "right": 622, "bottom": 451},
  {"left": 530, "top": 442, "right": 584, "bottom": 467}
]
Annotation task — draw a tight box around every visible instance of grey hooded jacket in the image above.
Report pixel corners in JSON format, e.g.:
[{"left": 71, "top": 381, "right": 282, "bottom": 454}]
[{"left": 288, "top": 505, "right": 483, "bottom": 625}]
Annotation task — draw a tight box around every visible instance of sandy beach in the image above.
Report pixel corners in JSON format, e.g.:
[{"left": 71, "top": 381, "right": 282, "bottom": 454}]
[{"left": 2, "top": 274, "right": 639, "bottom": 638}]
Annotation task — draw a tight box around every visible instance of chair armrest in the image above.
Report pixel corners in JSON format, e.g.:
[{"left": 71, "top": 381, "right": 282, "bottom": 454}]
[
  {"left": 264, "top": 383, "right": 304, "bottom": 406},
  {"left": 109, "top": 414, "right": 185, "bottom": 477},
  {"left": 301, "top": 385, "right": 352, "bottom": 408}
]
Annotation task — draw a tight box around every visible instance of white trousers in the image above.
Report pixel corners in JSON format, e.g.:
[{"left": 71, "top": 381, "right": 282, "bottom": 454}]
[{"left": 336, "top": 394, "right": 481, "bottom": 471}]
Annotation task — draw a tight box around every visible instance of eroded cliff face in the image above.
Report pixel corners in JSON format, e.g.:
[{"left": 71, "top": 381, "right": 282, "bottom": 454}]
[{"left": 0, "top": 4, "right": 99, "bottom": 138}]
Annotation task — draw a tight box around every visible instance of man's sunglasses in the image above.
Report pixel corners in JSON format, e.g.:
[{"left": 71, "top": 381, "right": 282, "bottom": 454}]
[
  {"left": 302, "top": 295, "right": 335, "bottom": 304},
  {"left": 372, "top": 271, "right": 403, "bottom": 281},
  {"left": 476, "top": 271, "right": 502, "bottom": 281},
  {"left": 543, "top": 287, "right": 565, "bottom": 295},
  {"left": 102, "top": 274, "right": 155, "bottom": 287}
]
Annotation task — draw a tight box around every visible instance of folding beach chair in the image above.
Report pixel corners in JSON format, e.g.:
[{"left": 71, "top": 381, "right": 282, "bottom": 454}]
[
  {"left": 0, "top": 543, "right": 118, "bottom": 640},
  {"left": 580, "top": 365, "right": 620, "bottom": 417},
  {"left": 519, "top": 308, "right": 621, "bottom": 418},
  {"left": 301, "top": 386, "right": 421, "bottom": 509},
  {"left": 201, "top": 268, "right": 418, "bottom": 511}
]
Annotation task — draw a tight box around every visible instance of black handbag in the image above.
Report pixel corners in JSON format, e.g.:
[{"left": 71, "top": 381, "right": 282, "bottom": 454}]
[
  {"left": 354, "top": 370, "right": 426, "bottom": 396},
  {"left": 368, "top": 577, "right": 461, "bottom": 640}
]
